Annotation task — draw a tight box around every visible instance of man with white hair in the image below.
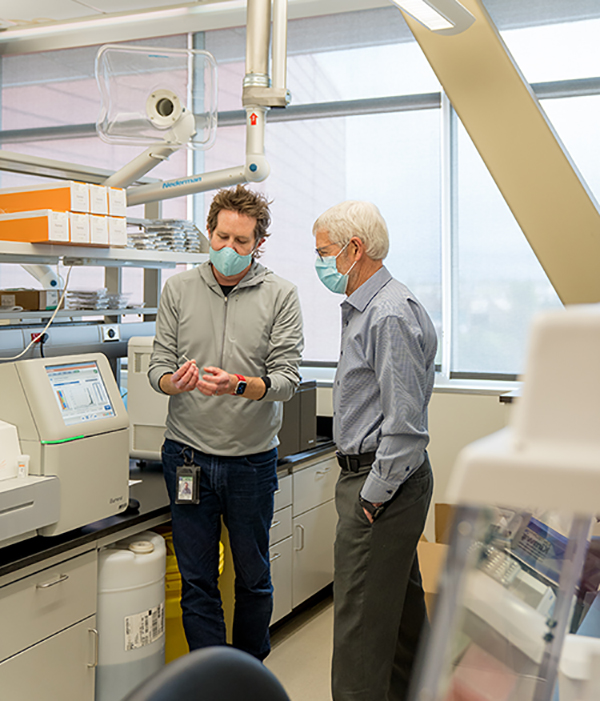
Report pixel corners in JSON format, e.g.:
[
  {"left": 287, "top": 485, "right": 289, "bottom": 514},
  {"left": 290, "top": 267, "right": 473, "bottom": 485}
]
[{"left": 313, "top": 201, "right": 437, "bottom": 701}]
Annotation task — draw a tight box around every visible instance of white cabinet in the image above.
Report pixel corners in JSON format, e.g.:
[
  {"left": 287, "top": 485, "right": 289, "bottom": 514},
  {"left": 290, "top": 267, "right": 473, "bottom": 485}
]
[
  {"left": 270, "top": 474, "right": 293, "bottom": 624},
  {"left": 291, "top": 453, "right": 338, "bottom": 609},
  {"left": 0, "top": 549, "right": 98, "bottom": 701},
  {"left": 292, "top": 499, "right": 337, "bottom": 608},
  {"left": 0, "top": 616, "right": 97, "bottom": 701},
  {"left": 270, "top": 536, "right": 293, "bottom": 624}
]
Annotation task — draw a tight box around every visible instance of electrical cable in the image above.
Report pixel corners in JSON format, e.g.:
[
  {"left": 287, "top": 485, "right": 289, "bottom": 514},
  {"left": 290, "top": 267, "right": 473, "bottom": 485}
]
[{"left": 0, "top": 264, "right": 73, "bottom": 363}]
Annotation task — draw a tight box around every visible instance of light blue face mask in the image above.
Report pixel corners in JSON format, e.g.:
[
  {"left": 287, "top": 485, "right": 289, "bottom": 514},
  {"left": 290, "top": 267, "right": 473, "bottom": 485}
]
[
  {"left": 315, "top": 243, "right": 356, "bottom": 295},
  {"left": 209, "top": 242, "right": 255, "bottom": 277}
]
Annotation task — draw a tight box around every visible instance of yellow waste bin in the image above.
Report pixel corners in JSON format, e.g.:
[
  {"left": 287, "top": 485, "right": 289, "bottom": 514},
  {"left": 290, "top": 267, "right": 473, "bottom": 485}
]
[{"left": 154, "top": 526, "right": 224, "bottom": 664}]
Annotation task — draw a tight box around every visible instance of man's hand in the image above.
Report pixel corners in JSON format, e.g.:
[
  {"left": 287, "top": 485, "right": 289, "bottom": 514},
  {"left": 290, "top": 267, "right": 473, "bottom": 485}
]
[
  {"left": 362, "top": 500, "right": 384, "bottom": 524},
  {"left": 159, "top": 360, "right": 200, "bottom": 395},
  {"left": 197, "top": 366, "right": 234, "bottom": 397}
]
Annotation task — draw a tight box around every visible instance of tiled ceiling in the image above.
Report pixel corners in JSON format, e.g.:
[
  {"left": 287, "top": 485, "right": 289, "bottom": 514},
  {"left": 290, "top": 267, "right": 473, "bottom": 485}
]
[{"left": 0, "top": 0, "right": 206, "bottom": 29}]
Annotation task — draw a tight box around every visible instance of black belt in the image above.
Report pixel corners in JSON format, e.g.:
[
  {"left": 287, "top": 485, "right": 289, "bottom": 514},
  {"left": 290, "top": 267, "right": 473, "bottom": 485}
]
[{"left": 336, "top": 451, "right": 376, "bottom": 473}]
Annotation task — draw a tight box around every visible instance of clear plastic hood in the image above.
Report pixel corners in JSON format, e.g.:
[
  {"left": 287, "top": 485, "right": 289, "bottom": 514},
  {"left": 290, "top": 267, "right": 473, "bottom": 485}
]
[{"left": 95, "top": 44, "right": 218, "bottom": 150}]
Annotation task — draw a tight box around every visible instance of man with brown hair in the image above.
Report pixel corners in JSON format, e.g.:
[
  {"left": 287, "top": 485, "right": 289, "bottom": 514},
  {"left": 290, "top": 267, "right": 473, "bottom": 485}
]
[{"left": 149, "top": 184, "right": 304, "bottom": 660}]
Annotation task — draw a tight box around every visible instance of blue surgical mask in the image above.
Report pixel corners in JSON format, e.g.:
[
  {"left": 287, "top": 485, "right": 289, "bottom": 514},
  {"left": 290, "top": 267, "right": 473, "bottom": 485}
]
[
  {"left": 315, "top": 243, "right": 356, "bottom": 295},
  {"left": 209, "top": 243, "right": 254, "bottom": 277}
]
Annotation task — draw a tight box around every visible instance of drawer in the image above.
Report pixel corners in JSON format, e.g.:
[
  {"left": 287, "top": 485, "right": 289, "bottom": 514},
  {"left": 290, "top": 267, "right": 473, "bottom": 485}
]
[
  {"left": 274, "top": 474, "right": 292, "bottom": 511},
  {"left": 270, "top": 505, "right": 292, "bottom": 545},
  {"left": 293, "top": 455, "right": 338, "bottom": 517},
  {"left": 0, "top": 549, "right": 97, "bottom": 662}
]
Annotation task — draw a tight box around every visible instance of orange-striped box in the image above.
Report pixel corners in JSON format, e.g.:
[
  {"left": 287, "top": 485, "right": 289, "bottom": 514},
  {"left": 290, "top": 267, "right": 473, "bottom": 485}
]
[
  {"left": 108, "top": 217, "right": 127, "bottom": 247},
  {"left": 69, "top": 212, "right": 91, "bottom": 244},
  {"left": 89, "top": 184, "right": 109, "bottom": 215},
  {"left": 0, "top": 210, "right": 70, "bottom": 244},
  {"left": 108, "top": 187, "right": 127, "bottom": 217},
  {"left": 90, "top": 215, "right": 110, "bottom": 247},
  {"left": 0, "top": 181, "right": 89, "bottom": 214}
]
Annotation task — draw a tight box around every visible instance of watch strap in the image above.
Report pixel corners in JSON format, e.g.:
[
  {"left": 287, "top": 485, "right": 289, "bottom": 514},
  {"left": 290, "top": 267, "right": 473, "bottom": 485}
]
[
  {"left": 232, "top": 374, "right": 247, "bottom": 396},
  {"left": 359, "top": 496, "right": 386, "bottom": 520},
  {"left": 257, "top": 375, "right": 271, "bottom": 401}
]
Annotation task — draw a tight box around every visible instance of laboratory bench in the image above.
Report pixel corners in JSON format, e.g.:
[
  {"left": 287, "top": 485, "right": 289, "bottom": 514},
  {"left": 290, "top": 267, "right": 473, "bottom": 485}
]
[{"left": 0, "top": 441, "right": 337, "bottom": 701}]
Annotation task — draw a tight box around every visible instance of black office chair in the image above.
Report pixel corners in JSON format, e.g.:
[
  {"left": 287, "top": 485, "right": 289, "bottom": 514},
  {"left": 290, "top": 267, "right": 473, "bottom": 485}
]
[{"left": 122, "top": 646, "right": 291, "bottom": 701}]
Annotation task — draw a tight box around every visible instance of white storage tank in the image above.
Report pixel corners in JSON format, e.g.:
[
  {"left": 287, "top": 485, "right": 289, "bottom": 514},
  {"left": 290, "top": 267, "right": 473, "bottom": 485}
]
[{"left": 96, "top": 530, "right": 166, "bottom": 701}]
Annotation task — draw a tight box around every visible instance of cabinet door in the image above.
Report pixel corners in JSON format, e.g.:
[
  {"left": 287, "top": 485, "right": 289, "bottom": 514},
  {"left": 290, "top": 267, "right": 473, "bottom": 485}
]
[
  {"left": 270, "top": 536, "right": 292, "bottom": 625},
  {"left": 0, "top": 616, "right": 97, "bottom": 701},
  {"left": 292, "top": 499, "right": 337, "bottom": 608}
]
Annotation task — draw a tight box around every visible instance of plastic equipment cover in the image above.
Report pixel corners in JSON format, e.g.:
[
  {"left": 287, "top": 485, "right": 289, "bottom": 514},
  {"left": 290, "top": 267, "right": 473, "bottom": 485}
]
[
  {"left": 95, "top": 44, "right": 218, "bottom": 150},
  {"left": 409, "top": 506, "right": 592, "bottom": 701}
]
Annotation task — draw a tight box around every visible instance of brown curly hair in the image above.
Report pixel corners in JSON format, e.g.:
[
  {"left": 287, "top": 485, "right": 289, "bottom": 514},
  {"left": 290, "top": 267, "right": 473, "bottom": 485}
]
[{"left": 206, "top": 185, "right": 272, "bottom": 257}]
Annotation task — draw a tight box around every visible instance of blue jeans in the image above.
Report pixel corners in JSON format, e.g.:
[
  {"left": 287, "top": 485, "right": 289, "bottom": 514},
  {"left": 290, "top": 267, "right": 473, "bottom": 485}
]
[{"left": 161, "top": 438, "right": 278, "bottom": 661}]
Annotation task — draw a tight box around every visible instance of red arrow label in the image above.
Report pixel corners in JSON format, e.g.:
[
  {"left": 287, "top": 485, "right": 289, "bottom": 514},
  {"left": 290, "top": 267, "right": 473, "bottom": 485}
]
[{"left": 250, "top": 113, "right": 258, "bottom": 126}]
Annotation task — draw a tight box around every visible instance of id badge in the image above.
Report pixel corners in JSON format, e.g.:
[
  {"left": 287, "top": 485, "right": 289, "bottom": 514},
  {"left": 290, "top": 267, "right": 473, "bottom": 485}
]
[{"left": 175, "top": 463, "right": 200, "bottom": 504}]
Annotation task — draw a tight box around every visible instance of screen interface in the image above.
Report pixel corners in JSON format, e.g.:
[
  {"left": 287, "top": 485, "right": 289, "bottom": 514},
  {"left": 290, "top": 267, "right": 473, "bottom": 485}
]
[{"left": 46, "top": 361, "right": 116, "bottom": 426}]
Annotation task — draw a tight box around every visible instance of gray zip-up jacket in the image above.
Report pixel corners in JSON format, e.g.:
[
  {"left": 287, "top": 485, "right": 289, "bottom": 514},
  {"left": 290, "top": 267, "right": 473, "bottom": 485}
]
[{"left": 148, "top": 260, "right": 304, "bottom": 456}]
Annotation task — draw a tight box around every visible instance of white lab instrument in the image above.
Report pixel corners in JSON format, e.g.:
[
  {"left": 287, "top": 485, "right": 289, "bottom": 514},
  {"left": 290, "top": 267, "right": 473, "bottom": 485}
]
[
  {"left": 0, "top": 419, "right": 59, "bottom": 548},
  {"left": 409, "top": 304, "right": 600, "bottom": 701},
  {"left": 127, "top": 336, "right": 168, "bottom": 460},
  {"left": 0, "top": 352, "right": 129, "bottom": 538}
]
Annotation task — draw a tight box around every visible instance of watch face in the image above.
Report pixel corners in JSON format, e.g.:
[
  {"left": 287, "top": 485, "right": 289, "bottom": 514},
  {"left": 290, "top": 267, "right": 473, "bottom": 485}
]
[{"left": 235, "top": 380, "right": 247, "bottom": 395}]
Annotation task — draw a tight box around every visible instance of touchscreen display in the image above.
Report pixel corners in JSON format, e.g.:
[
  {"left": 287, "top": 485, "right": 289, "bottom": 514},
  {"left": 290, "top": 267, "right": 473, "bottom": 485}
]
[{"left": 46, "top": 361, "right": 116, "bottom": 426}]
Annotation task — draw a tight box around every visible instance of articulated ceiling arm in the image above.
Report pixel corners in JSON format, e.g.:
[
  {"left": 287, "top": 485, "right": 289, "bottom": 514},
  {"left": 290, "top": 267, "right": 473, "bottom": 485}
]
[
  {"left": 126, "top": 105, "right": 270, "bottom": 207},
  {"left": 121, "top": 0, "right": 287, "bottom": 207}
]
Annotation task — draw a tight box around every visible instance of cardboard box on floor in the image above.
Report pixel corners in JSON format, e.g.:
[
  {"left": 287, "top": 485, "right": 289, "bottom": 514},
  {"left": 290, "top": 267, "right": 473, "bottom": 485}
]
[
  {"left": 416, "top": 503, "right": 459, "bottom": 617},
  {"left": 417, "top": 540, "right": 448, "bottom": 619},
  {"left": 435, "top": 503, "right": 457, "bottom": 545}
]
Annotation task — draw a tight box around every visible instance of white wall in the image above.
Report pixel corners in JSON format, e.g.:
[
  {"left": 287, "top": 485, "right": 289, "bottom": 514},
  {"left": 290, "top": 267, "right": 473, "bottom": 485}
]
[{"left": 317, "top": 386, "right": 513, "bottom": 540}]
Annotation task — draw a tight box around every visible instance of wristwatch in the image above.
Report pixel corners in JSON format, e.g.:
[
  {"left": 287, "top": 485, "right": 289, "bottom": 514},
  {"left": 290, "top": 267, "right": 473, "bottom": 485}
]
[
  {"left": 232, "top": 374, "right": 247, "bottom": 396},
  {"left": 359, "top": 496, "right": 386, "bottom": 521}
]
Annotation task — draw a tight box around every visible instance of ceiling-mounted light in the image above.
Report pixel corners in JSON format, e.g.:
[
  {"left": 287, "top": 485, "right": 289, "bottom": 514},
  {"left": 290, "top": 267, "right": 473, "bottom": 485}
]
[{"left": 390, "top": 0, "right": 475, "bottom": 35}]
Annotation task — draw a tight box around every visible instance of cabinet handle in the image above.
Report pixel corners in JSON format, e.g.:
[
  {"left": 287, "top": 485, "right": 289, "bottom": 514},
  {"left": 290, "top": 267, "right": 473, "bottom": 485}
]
[
  {"left": 88, "top": 628, "right": 99, "bottom": 668},
  {"left": 270, "top": 519, "right": 281, "bottom": 529},
  {"left": 270, "top": 552, "right": 282, "bottom": 562},
  {"left": 316, "top": 465, "right": 332, "bottom": 476},
  {"left": 295, "top": 524, "right": 305, "bottom": 551},
  {"left": 36, "top": 573, "right": 69, "bottom": 589}
]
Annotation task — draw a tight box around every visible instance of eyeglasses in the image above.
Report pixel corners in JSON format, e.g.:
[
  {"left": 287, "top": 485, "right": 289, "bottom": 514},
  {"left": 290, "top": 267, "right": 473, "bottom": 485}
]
[
  {"left": 315, "top": 242, "right": 349, "bottom": 262},
  {"left": 314, "top": 246, "right": 333, "bottom": 262}
]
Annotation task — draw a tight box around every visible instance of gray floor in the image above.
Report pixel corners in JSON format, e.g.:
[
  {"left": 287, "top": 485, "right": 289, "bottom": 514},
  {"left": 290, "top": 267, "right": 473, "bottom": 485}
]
[{"left": 266, "top": 593, "right": 334, "bottom": 701}]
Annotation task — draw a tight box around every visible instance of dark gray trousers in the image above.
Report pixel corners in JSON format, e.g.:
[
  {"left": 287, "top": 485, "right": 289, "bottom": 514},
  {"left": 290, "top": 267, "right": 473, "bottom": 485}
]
[{"left": 332, "top": 455, "right": 433, "bottom": 701}]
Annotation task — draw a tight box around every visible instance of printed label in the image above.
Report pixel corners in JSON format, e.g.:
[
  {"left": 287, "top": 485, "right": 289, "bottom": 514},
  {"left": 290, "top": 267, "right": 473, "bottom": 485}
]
[
  {"left": 1, "top": 294, "right": 16, "bottom": 308},
  {"left": 124, "top": 602, "right": 165, "bottom": 650}
]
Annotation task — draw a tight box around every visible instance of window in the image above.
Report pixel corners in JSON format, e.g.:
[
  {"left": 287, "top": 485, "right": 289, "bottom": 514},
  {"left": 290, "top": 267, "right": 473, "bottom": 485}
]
[{"left": 2, "top": 2, "right": 600, "bottom": 378}]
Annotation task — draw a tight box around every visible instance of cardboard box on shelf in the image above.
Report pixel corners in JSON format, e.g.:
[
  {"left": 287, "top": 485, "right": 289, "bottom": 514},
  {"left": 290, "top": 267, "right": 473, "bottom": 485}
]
[
  {"left": 0, "top": 210, "right": 69, "bottom": 244},
  {"left": 417, "top": 540, "right": 448, "bottom": 618},
  {"left": 0, "top": 181, "right": 89, "bottom": 214},
  {"left": 0, "top": 289, "right": 64, "bottom": 311}
]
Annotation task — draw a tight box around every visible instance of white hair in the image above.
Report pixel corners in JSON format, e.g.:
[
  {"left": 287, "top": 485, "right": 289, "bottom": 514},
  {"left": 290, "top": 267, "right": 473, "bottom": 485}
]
[{"left": 313, "top": 200, "right": 389, "bottom": 260}]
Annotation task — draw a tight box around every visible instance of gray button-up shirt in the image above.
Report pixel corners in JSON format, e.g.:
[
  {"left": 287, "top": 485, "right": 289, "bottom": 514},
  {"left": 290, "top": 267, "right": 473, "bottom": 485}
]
[{"left": 333, "top": 266, "right": 437, "bottom": 503}]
